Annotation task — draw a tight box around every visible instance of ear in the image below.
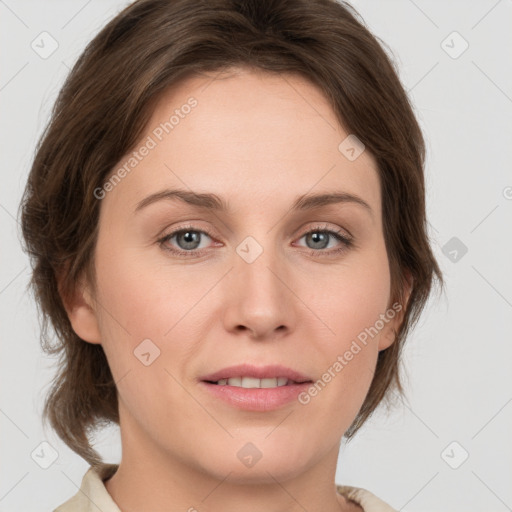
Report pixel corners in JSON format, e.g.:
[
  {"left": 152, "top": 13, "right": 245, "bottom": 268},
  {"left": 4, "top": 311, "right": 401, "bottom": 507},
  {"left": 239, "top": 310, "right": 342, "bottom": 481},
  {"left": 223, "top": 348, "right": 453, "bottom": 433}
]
[
  {"left": 58, "top": 268, "right": 101, "bottom": 345},
  {"left": 378, "top": 271, "right": 413, "bottom": 351}
]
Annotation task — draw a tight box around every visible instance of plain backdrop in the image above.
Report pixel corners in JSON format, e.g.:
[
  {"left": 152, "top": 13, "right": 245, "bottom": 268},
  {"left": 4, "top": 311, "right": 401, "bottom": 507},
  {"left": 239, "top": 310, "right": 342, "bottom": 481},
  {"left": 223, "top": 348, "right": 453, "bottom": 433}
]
[{"left": 1, "top": 1, "right": 511, "bottom": 511}]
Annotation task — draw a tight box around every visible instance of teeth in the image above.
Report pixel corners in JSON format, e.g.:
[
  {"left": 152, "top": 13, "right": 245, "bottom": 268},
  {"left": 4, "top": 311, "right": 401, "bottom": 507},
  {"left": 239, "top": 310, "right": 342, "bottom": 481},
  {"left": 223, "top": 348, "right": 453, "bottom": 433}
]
[
  {"left": 215, "top": 377, "right": 291, "bottom": 388},
  {"left": 242, "top": 376, "right": 261, "bottom": 388}
]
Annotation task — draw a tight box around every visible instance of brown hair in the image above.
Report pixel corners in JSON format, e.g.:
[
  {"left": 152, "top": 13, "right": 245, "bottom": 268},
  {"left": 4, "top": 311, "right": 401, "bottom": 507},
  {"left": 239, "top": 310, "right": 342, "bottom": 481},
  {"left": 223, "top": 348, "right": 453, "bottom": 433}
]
[{"left": 19, "top": 0, "right": 443, "bottom": 467}]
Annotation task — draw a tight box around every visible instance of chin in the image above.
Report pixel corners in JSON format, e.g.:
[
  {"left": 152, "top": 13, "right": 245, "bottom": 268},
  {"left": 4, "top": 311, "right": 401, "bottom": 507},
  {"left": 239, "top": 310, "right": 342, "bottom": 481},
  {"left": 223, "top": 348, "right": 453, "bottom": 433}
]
[
  {"left": 192, "top": 440, "right": 315, "bottom": 485},
  {"left": 208, "top": 459, "right": 308, "bottom": 485}
]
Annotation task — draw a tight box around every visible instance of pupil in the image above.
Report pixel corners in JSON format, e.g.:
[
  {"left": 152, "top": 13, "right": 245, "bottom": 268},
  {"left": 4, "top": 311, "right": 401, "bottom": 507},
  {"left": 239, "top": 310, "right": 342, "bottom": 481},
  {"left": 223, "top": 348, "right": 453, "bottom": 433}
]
[
  {"left": 308, "top": 232, "right": 328, "bottom": 249},
  {"left": 179, "top": 231, "right": 200, "bottom": 249}
]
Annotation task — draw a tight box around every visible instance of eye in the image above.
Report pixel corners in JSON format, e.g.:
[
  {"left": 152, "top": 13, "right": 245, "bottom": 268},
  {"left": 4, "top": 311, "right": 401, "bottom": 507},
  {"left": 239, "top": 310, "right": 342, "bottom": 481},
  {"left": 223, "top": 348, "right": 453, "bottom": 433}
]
[
  {"left": 294, "top": 224, "right": 353, "bottom": 257},
  {"left": 158, "top": 225, "right": 216, "bottom": 256}
]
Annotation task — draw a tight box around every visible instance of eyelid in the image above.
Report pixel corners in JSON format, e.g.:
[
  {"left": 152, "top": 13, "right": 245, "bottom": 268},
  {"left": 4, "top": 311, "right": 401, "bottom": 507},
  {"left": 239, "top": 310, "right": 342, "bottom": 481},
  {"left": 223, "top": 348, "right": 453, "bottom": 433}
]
[{"left": 296, "top": 222, "right": 352, "bottom": 241}]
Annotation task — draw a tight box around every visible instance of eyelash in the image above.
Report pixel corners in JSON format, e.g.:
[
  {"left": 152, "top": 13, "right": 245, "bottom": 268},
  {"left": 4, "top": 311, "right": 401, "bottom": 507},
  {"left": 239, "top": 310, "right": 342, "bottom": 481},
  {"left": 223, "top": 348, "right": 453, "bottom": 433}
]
[{"left": 157, "top": 223, "right": 353, "bottom": 258}]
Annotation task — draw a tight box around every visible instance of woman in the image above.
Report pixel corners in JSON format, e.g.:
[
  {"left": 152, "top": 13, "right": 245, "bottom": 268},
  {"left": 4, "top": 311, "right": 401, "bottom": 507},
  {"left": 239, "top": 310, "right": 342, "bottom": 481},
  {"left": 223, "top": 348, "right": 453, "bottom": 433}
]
[{"left": 20, "top": 0, "right": 443, "bottom": 510}]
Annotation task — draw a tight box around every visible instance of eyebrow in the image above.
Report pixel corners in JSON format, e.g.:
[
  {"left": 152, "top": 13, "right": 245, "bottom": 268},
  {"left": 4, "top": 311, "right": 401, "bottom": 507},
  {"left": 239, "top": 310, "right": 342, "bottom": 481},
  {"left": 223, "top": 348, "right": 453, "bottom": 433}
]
[{"left": 134, "top": 188, "right": 373, "bottom": 217}]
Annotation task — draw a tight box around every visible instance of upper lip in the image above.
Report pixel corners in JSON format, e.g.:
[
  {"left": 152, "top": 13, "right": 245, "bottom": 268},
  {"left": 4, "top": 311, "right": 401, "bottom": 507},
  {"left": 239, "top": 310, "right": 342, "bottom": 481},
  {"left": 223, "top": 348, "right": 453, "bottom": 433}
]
[{"left": 200, "top": 364, "right": 312, "bottom": 383}]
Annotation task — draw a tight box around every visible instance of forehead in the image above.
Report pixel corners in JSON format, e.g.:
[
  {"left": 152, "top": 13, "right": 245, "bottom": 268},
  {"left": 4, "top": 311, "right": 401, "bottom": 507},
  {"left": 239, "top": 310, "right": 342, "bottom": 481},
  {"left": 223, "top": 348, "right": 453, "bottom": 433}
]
[{"left": 104, "top": 67, "right": 381, "bottom": 219}]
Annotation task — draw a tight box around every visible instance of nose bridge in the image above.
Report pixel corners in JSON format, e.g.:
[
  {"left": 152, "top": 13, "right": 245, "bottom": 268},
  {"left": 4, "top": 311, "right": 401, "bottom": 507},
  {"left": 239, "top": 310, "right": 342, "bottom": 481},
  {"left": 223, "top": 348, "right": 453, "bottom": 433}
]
[
  {"left": 223, "top": 231, "right": 293, "bottom": 336},
  {"left": 235, "top": 232, "right": 283, "bottom": 299}
]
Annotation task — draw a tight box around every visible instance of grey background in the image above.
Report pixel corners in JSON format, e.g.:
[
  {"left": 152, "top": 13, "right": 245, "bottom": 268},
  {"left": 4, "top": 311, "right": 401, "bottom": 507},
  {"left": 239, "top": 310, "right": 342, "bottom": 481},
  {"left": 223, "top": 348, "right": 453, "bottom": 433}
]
[{"left": 1, "top": 1, "right": 511, "bottom": 511}]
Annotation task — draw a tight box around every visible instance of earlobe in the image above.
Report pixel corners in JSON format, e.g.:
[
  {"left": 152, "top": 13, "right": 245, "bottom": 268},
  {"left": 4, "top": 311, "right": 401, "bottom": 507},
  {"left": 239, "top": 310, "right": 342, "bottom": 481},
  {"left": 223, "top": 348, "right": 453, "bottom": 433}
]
[
  {"left": 68, "top": 300, "right": 102, "bottom": 345},
  {"left": 378, "top": 272, "right": 413, "bottom": 351},
  {"left": 58, "top": 272, "right": 102, "bottom": 345},
  {"left": 378, "top": 326, "right": 397, "bottom": 351}
]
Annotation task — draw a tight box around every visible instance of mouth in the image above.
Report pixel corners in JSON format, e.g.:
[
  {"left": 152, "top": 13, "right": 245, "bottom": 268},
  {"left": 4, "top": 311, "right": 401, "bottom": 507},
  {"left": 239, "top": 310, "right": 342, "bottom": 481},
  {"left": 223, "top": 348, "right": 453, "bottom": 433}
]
[
  {"left": 199, "top": 364, "right": 313, "bottom": 410},
  {"left": 200, "top": 364, "right": 313, "bottom": 387},
  {"left": 203, "top": 376, "right": 312, "bottom": 388}
]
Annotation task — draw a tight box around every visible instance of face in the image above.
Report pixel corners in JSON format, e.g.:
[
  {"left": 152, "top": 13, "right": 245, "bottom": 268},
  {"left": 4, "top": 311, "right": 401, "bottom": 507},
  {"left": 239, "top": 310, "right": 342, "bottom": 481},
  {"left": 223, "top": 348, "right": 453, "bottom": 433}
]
[{"left": 68, "top": 67, "right": 405, "bottom": 485}]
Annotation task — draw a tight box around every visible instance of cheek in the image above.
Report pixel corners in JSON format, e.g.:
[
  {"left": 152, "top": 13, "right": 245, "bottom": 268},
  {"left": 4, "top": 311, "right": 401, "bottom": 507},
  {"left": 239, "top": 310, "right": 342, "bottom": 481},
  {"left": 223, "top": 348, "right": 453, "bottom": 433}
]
[
  {"left": 303, "top": 242, "right": 391, "bottom": 347},
  {"left": 297, "top": 244, "right": 391, "bottom": 404},
  {"left": 330, "top": 269, "right": 391, "bottom": 344},
  {"left": 93, "top": 239, "right": 195, "bottom": 337},
  {"left": 297, "top": 271, "right": 388, "bottom": 434},
  {"left": 92, "top": 239, "right": 212, "bottom": 392}
]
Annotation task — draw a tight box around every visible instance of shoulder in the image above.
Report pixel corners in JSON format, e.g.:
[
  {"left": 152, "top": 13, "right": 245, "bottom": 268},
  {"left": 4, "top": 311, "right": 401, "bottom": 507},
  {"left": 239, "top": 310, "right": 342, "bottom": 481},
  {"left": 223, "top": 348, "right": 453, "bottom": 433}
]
[
  {"left": 53, "top": 464, "right": 120, "bottom": 512},
  {"left": 336, "top": 484, "right": 398, "bottom": 512}
]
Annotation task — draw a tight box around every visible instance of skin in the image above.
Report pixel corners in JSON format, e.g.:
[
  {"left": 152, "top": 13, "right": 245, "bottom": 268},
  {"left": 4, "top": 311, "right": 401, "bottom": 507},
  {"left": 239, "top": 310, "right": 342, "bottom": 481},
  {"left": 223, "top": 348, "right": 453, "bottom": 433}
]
[{"left": 65, "top": 66, "right": 409, "bottom": 512}]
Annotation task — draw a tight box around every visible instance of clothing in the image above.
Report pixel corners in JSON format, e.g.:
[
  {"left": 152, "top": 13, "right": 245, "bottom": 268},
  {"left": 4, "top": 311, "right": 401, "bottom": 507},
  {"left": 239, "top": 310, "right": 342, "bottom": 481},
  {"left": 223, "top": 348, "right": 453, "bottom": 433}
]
[{"left": 53, "top": 463, "right": 397, "bottom": 512}]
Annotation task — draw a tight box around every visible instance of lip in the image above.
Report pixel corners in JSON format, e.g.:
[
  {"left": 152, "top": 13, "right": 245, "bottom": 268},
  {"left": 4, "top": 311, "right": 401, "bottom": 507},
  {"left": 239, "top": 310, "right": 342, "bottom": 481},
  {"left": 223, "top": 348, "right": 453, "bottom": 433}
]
[
  {"left": 200, "top": 381, "right": 312, "bottom": 411},
  {"left": 199, "top": 364, "right": 313, "bottom": 412},
  {"left": 200, "top": 364, "right": 312, "bottom": 383}
]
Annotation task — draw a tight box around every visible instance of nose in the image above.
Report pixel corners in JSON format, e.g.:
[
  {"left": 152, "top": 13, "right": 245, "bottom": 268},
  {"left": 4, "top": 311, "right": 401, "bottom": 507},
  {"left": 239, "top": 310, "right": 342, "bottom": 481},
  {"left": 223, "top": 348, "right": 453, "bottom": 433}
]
[{"left": 221, "top": 240, "right": 296, "bottom": 340}]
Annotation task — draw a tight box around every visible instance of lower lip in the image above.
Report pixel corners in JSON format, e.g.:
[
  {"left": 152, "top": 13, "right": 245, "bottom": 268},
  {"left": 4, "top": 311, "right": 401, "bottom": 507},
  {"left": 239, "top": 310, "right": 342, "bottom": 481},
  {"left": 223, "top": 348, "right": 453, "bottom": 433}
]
[{"left": 200, "top": 381, "right": 312, "bottom": 411}]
